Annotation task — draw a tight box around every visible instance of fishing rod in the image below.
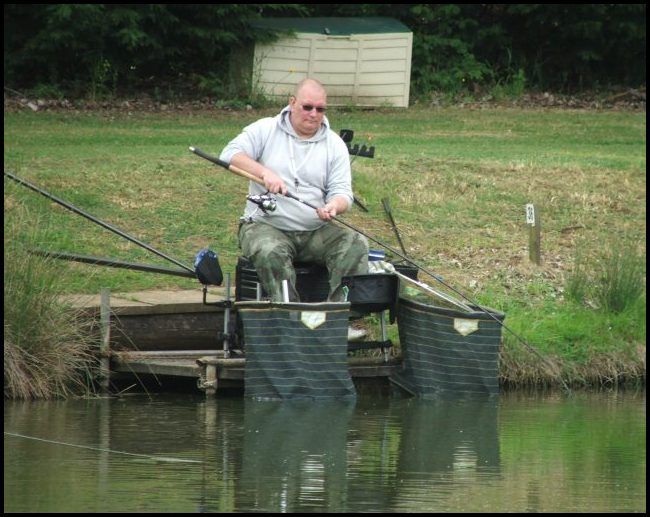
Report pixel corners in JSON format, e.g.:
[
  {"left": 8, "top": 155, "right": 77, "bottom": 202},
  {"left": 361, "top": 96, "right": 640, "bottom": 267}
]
[
  {"left": 4, "top": 170, "right": 195, "bottom": 275},
  {"left": 189, "top": 147, "right": 481, "bottom": 305},
  {"left": 381, "top": 197, "right": 408, "bottom": 257},
  {"left": 30, "top": 249, "right": 195, "bottom": 279},
  {"left": 189, "top": 146, "right": 570, "bottom": 392}
]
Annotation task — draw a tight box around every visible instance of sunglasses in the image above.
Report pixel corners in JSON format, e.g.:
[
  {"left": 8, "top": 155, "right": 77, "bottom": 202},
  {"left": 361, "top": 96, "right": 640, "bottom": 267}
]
[{"left": 300, "top": 104, "right": 326, "bottom": 113}]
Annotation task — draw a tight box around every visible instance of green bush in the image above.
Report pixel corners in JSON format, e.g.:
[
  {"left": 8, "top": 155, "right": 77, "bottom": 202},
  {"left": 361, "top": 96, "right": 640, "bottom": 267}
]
[
  {"left": 594, "top": 241, "right": 645, "bottom": 314},
  {"left": 490, "top": 68, "right": 526, "bottom": 100}
]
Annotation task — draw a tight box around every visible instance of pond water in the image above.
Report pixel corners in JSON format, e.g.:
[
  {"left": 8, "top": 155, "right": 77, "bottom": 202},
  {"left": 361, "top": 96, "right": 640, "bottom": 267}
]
[{"left": 4, "top": 388, "right": 645, "bottom": 512}]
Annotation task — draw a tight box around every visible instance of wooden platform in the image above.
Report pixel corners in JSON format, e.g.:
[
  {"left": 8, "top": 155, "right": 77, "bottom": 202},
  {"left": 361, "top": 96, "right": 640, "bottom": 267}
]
[
  {"left": 65, "top": 288, "right": 402, "bottom": 395},
  {"left": 64, "top": 287, "right": 229, "bottom": 351}
]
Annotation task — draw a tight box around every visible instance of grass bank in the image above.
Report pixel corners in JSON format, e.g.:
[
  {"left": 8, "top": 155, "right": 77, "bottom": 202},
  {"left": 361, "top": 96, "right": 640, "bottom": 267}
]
[{"left": 3, "top": 104, "right": 646, "bottom": 389}]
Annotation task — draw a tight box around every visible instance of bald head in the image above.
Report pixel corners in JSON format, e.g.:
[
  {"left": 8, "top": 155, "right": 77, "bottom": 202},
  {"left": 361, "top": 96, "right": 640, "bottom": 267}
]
[{"left": 294, "top": 78, "right": 326, "bottom": 98}]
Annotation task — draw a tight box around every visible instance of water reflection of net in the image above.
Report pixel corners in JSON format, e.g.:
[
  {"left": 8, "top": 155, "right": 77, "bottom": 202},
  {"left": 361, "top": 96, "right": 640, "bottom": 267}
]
[{"left": 238, "top": 400, "right": 355, "bottom": 512}]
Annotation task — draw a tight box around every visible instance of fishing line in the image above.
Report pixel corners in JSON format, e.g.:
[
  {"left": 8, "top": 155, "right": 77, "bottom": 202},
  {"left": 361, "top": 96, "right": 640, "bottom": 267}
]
[{"left": 4, "top": 431, "right": 203, "bottom": 464}]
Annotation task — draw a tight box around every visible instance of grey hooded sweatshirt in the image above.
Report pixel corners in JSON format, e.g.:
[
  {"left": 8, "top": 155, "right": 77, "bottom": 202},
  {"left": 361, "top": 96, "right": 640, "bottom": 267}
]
[{"left": 219, "top": 105, "right": 352, "bottom": 231}]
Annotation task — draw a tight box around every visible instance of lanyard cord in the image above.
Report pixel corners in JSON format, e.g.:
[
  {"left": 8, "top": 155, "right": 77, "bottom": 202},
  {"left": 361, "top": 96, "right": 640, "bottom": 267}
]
[{"left": 287, "top": 133, "right": 316, "bottom": 189}]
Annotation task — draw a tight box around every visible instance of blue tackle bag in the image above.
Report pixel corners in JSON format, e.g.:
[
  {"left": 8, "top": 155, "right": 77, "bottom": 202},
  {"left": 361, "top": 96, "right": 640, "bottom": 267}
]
[{"left": 194, "top": 249, "right": 223, "bottom": 286}]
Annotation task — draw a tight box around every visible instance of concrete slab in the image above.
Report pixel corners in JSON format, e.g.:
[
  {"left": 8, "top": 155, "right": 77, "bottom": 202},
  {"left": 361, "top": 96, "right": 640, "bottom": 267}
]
[{"left": 60, "top": 287, "right": 227, "bottom": 311}]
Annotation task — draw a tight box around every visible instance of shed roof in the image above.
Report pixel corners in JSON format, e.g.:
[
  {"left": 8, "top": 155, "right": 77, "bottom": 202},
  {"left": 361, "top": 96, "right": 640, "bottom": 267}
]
[{"left": 251, "top": 16, "right": 411, "bottom": 36}]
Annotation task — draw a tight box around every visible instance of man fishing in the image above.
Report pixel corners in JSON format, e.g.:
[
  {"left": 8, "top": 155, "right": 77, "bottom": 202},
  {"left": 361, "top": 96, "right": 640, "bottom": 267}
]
[{"left": 219, "top": 78, "right": 369, "bottom": 338}]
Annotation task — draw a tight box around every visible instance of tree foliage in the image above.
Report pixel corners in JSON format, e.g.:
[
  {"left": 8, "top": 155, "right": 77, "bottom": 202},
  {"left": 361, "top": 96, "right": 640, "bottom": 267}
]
[
  {"left": 4, "top": 4, "right": 646, "bottom": 99},
  {"left": 307, "top": 4, "right": 646, "bottom": 93},
  {"left": 4, "top": 4, "right": 304, "bottom": 98}
]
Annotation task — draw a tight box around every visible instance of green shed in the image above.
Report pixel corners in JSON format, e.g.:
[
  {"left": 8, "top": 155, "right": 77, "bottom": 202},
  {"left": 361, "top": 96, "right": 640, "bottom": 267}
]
[{"left": 249, "top": 17, "right": 413, "bottom": 108}]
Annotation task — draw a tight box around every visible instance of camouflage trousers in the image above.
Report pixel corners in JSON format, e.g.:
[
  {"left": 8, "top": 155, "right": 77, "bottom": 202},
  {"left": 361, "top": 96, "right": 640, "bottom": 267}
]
[{"left": 239, "top": 221, "right": 369, "bottom": 302}]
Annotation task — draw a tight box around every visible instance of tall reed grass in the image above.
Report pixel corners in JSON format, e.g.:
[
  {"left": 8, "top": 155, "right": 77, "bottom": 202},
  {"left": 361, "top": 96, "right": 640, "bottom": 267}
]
[
  {"left": 4, "top": 201, "right": 98, "bottom": 399},
  {"left": 565, "top": 238, "right": 646, "bottom": 313},
  {"left": 594, "top": 241, "right": 646, "bottom": 313},
  {"left": 564, "top": 247, "right": 590, "bottom": 306}
]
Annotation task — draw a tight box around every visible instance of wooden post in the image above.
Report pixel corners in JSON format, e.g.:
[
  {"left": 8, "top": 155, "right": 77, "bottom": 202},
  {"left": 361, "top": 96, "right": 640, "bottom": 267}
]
[
  {"left": 223, "top": 272, "right": 231, "bottom": 359},
  {"left": 99, "top": 288, "right": 111, "bottom": 393},
  {"left": 526, "top": 203, "right": 541, "bottom": 265},
  {"left": 204, "top": 364, "right": 217, "bottom": 397}
]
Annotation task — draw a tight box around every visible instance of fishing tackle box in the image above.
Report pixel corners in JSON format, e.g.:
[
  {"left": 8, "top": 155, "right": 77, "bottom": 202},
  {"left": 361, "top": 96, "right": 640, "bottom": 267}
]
[{"left": 340, "top": 273, "right": 398, "bottom": 314}]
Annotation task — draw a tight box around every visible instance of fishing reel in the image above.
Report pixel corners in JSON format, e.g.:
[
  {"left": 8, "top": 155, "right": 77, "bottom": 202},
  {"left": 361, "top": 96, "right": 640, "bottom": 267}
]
[{"left": 247, "top": 193, "right": 277, "bottom": 213}]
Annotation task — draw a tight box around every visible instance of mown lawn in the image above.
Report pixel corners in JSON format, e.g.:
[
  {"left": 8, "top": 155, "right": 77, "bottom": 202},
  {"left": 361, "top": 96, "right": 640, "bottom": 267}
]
[{"left": 4, "top": 105, "right": 646, "bottom": 386}]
